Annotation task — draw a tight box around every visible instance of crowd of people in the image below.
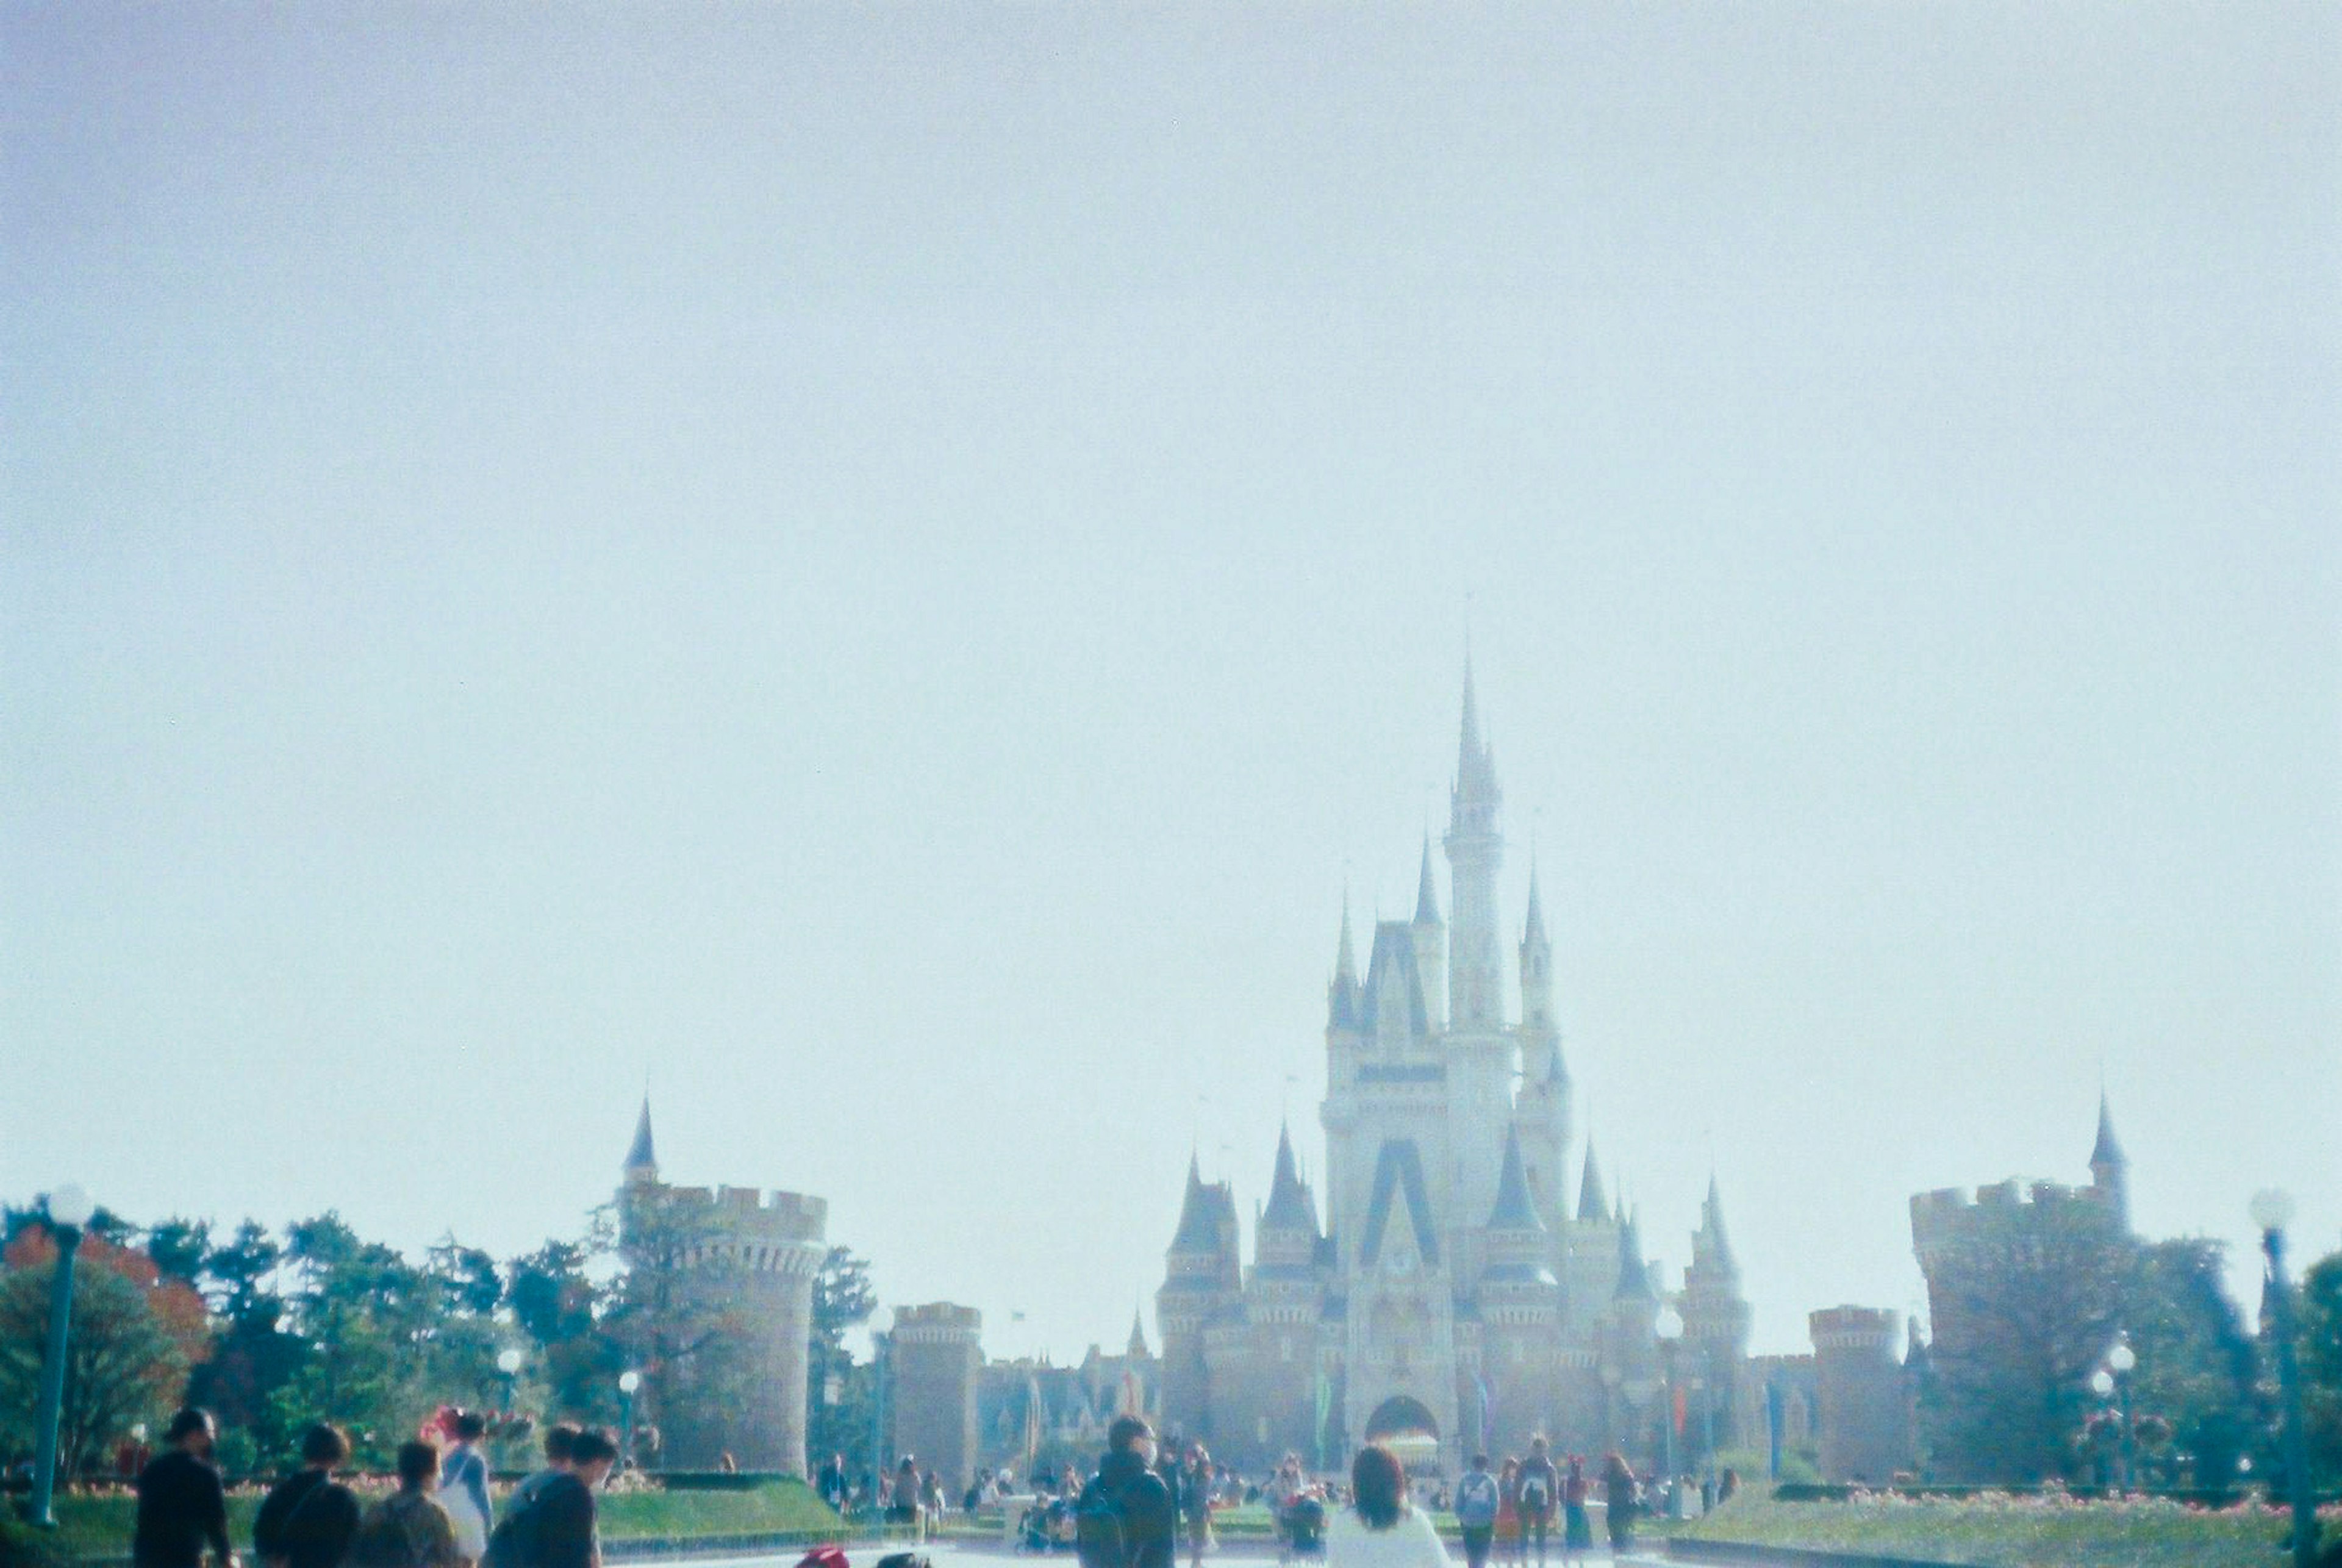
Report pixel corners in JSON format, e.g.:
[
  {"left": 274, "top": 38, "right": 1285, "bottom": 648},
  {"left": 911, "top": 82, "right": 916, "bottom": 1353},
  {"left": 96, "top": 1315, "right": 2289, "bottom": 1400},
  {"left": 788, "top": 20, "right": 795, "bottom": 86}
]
[{"left": 128, "top": 1406, "right": 624, "bottom": 1568}]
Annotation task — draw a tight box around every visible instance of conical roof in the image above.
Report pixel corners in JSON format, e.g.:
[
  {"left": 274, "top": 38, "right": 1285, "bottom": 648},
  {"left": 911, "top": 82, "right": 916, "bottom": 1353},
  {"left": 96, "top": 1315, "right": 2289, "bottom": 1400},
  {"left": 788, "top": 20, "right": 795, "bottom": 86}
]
[
  {"left": 1524, "top": 860, "right": 1548, "bottom": 947},
  {"left": 1702, "top": 1172, "right": 1735, "bottom": 1267},
  {"left": 2090, "top": 1092, "right": 2127, "bottom": 1169},
  {"left": 1613, "top": 1207, "right": 1652, "bottom": 1300},
  {"left": 1128, "top": 1308, "right": 1149, "bottom": 1358},
  {"left": 1576, "top": 1142, "right": 1610, "bottom": 1222},
  {"left": 1414, "top": 837, "right": 1442, "bottom": 926},
  {"left": 623, "top": 1097, "right": 657, "bottom": 1173},
  {"left": 1261, "top": 1123, "right": 1320, "bottom": 1236},
  {"left": 1170, "top": 1153, "right": 1220, "bottom": 1251},
  {"left": 1487, "top": 1126, "right": 1547, "bottom": 1233}
]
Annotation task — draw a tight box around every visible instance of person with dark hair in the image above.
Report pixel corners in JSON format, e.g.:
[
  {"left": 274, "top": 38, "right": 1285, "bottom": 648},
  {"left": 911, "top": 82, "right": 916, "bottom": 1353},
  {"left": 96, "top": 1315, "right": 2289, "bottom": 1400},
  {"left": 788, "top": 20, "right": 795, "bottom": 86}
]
[
  {"left": 1597, "top": 1453, "right": 1635, "bottom": 1553},
  {"left": 1452, "top": 1455, "right": 1498, "bottom": 1568},
  {"left": 350, "top": 1442, "right": 460, "bottom": 1568},
  {"left": 134, "top": 1409, "right": 237, "bottom": 1568},
  {"left": 485, "top": 1428, "right": 615, "bottom": 1568},
  {"left": 438, "top": 1413, "right": 493, "bottom": 1565},
  {"left": 1075, "top": 1416, "right": 1176, "bottom": 1568},
  {"left": 1327, "top": 1445, "right": 1444, "bottom": 1568},
  {"left": 1558, "top": 1457, "right": 1590, "bottom": 1560},
  {"left": 255, "top": 1425, "right": 360, "bottom": 1568},
  {"left": 1513, "top": 1439, "right": 1555, "bottom": 1568},
  {"left": 1178, "top": 1444, "right": 1214, "bottom": 1568}
]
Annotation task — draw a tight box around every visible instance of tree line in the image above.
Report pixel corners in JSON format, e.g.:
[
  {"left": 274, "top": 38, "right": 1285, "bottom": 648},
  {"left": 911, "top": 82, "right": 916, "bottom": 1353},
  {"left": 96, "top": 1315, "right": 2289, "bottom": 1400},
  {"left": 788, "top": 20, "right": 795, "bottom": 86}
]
[{"left": 0, "top": 1195, "right": 879, "bottom": 1483}]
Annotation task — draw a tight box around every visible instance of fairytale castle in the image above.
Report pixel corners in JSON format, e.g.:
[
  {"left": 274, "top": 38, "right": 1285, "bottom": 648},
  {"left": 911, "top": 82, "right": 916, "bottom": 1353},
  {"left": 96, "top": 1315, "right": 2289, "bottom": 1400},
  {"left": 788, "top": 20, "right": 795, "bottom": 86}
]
[{"left": 1156, "top": 665, "right": 1752, "bottom": 1473}]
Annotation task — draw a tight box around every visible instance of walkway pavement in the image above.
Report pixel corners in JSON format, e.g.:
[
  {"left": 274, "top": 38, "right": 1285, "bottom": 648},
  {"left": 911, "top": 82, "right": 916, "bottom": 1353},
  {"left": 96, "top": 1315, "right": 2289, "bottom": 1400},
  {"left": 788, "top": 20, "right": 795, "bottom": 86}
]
[{"left": 667, "top": 1542, "right": 1703, "bottom": 1568}]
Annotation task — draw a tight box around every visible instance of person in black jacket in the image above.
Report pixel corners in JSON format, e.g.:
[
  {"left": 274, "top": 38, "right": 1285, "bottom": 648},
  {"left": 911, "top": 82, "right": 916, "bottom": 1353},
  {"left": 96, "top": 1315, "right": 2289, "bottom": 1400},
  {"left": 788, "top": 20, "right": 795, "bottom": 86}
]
[
  {"left": 1079, "top": 1416, "right": 1177, "bottom": 1568},
  {"left": 134, "top": 1409, "right": 237, "bottom": 1568},
  {"left": 255, "top": 1425, "right": 362, "bottom": 1568}
]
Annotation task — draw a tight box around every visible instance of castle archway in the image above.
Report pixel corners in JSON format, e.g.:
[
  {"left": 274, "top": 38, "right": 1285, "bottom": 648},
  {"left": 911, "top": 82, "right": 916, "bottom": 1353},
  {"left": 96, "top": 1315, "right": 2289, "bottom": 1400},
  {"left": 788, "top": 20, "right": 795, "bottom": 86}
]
[{"left": 1363, "top": 1394, "right": 1439, "bottom": 1443}]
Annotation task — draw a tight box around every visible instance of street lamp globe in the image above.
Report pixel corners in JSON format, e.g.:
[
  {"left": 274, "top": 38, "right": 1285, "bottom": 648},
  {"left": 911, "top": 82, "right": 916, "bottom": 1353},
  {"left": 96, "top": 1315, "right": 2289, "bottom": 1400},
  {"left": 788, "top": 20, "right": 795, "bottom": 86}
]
[
  {"left": 2250, "top": 1188, "right": 2297, "bottom": 1234},
  {"left": 619, "top": 1370, "right": 643, "bottom": 1395},
  {"left": 1655, "top": 1306, "right": 1685, "bottom": 1342},
  {"left": 2090, "top": 1369, "right": 2115, "bottom": 1398},
  {"left": 497, "top": 1348, "right": 525, "bottom": 1376},
  {"left": 49, "top": 1184, "right": 95, "bottom": 1230},
  {"left": 2107, "top": 1341, "right": 2136, "bottom": 1375}
]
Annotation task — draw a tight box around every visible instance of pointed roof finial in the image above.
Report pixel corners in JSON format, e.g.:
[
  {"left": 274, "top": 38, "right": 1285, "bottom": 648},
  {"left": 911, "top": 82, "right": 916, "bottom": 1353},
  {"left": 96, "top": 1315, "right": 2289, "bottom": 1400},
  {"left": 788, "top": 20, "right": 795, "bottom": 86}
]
[
  {"left": 1336, "top": 892, "right": 1358, "bottom": 983},
  {"left": 623, "top": 1095, "right": 657, "bottom": 1175},
  {"left": 1262, "top": 1120, "right": 1320, "bottom": 1234},
  {"left": 1524, "top": 855, "right": 1547, "bottom": 946},
  {"left": 1128, "top": 1305, "right": 1149, "bottom": 1358},
  {"left": 1414, "top": 836, "right": 1442, "bottom": 926},
  {"left": 1703, "top": 1170, "right": 1736, "bottom": 1267}
]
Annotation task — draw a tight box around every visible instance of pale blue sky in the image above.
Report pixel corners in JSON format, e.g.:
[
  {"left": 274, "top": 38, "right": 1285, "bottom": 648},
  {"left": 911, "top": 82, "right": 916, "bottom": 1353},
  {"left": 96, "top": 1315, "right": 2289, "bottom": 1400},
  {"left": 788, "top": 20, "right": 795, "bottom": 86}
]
[{"left": 5, "top": 4, "right": 2336, "bottom": 1360}]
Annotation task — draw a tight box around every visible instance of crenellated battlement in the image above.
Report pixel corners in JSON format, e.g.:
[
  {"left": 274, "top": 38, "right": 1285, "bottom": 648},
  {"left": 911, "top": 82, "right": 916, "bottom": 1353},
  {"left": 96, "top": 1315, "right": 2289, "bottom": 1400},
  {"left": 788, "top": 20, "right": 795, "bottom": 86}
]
[
  {"left": 642, "top": 1181, "right": 829, "bottom": 1246},
  {"left": 1810, "top": 1305, "right": 1899, "bottom": 1352},
  {"left": 893, "top": 1302, "right": 983, "bottom": 1342},
  {"left": 1910, "top": 1176, "right": 2120, "bottom": 1262}
]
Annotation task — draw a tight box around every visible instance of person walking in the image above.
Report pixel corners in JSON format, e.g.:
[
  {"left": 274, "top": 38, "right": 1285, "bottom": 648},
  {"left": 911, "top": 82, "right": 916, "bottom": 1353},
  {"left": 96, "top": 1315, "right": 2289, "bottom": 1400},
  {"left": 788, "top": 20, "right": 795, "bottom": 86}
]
[
  {"left": 1324, "top": 1444, "right": 1445, "bottom": 1568},
  {"left": 1073, "top": 1415, "right": 1176, "bottom": 1568},
  {"left": 134, "top": 1409, "right": 237, "bottom": 1568},
  {"left": 1452, "top": 1455, "right": 1499, "bottom": 1568},
  {"left": 484, "top": 1428, "right": 617, "bottom": 1568},
  {"left": 1492, "top": 1459, "right": 1520, "bottom": 1568},
  {"left": 1597, "top": 1453, "right": 1636, "bottom": 1555},
  {"left": 350, "top": 1442, "right": 460, "bottom": 1568},
  {"left": 437, "top": 1414, "right": 493, "bottom": 1566},
  {"left": 1558, "top": 1458, "right": 1590, "bottom": 1562},
  {"left": 1513, "top": 1439, "right": 1555, "bottom": 1568},
  {"left": 254, "top": 1425, "right": 361, "bottom": 1568},
  {"left": 1180, "top": 1444, "right": 1214, "bottom": 1568}
]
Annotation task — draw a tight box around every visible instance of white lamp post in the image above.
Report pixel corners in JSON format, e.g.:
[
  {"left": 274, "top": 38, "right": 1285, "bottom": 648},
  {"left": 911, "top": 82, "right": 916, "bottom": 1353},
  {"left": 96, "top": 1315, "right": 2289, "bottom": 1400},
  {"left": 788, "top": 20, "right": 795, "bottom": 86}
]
[
  {"left": 26, "top": 1183, "right": 95, "bottom": 1529},
  {"left": 1654, "top": 1306, "right": 1685, "bottom": 1514},
  {"left": 618, "top": 1370, "right": 643, "bottom": 1470},
  {"left": 496, "top": 1347, "right": 525, "bottom": 1412}
]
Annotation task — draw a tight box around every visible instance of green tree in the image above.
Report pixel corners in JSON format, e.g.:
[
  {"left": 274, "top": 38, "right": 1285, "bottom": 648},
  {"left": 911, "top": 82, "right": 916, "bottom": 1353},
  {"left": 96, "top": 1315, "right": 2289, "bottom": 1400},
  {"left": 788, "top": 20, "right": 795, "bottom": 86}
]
[
  {"left": 807, "top": 1247, "right": 876, "bottom": 1472},
  {"left": 187, "top": 1220, "right": 305, "bottom": 1469},
  {"left": 0, "top": 1228, "right": 206, "bottom": 1481},
  {"left": 507, "top": 1237, "right": 620, "bottom": 1420},
  {"left": 1921, "top": 1195, "right": 2134, "bottom": 1483},
  {"left": 143, "top": 1219, "right": 212, "bottom": 1289},
  {"left": 2290, "top": 1248, "right": 2341, "bottom": 1488},
  {"left": 2122, "top": 1237, "right": 2255, "bottom": 1486},
  {"left": 600, "top": 1195, "right": 760, "bottom": 1462}
]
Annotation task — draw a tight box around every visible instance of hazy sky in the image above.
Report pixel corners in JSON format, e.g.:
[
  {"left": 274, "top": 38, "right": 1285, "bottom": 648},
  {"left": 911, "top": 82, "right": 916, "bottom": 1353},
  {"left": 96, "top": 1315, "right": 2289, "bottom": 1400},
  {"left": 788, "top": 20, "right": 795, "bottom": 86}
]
[{"left": 5, "top": 4, "right": 2336, "bottom": 1364}]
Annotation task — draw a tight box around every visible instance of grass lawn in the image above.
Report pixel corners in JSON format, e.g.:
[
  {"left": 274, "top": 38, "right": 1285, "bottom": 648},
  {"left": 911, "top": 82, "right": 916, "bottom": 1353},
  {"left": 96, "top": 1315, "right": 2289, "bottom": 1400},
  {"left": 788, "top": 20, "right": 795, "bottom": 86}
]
[{"left": 1675, "top": 1488, "right": 2342, "bottom": 1568}]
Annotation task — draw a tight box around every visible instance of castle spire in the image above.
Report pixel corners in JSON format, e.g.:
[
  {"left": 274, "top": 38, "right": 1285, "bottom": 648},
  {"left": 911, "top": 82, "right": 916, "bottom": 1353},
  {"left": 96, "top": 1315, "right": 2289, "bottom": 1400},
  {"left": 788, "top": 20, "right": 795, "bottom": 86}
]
[
  {"left": 1414, "top": 836, "right": 1442, "bottom": 926},
  {"left": 2089, "top": 1090, "right": 2131, "bottom": 1231},
  {"left": 1261, "top": 1121, "right": 1319, "bottom": 1236},
  {"left": 1524, "top": 857, "right": 1547, "bottom": 946},
  {"left": 2090, "top": 1090, "right": 2127, "bottom": 1170},
  {"left": 1170, "top": 1153, "right": 1217, "bottom": 1251},
  {"left": 1444, "top": 657, "right": 1505, "bottom": 1028},
  {"left": 1576, "top": 1140, "right": 1609, "bottom": 1223},
  {"left": 1613, "top": 1205, "right": 1652, "bottom": 1300},
  {"left": 1701, "top": 1170, "right": 1735, "bottom": 1269},
  {"left": 623, "top": 1096, "right": 658, "bottom": 1180},
  {"left": 1328, "top": 897, "right": 1360, "bottom": 1028},
  {"left": 1128, "top": 1305, "right": 1149, "bottom": 1358}
]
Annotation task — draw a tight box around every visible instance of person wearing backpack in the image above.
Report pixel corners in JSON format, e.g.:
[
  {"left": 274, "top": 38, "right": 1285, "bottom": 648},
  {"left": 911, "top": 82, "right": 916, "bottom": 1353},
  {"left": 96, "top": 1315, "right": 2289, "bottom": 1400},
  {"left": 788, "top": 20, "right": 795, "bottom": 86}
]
[
  {"left": 350, "top": 1442, "right": 460, "bottom": 1568},
  {"left": 437, "top": 1414, "right": 493, "bottom": 1566},
  {"left": 1075, "top": 1416, "right": 1176, "bottom": 1568},
  {"left": 1451, "top": 1455, "right": 1499, "bottom": 1568},
  {"left": 1512, "top": 1439, "right": 1556, "bottom": 1568},
  {"left": 254, "top": 1425, "right": 362, "bottom": 1568}
]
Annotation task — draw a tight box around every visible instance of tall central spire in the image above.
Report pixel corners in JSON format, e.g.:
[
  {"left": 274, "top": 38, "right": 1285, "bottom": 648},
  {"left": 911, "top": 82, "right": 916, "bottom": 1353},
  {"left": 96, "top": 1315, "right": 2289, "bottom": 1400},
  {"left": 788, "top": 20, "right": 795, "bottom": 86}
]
[{"left": 1444, "top": 656, "right": 1505, "bottom": 1029}]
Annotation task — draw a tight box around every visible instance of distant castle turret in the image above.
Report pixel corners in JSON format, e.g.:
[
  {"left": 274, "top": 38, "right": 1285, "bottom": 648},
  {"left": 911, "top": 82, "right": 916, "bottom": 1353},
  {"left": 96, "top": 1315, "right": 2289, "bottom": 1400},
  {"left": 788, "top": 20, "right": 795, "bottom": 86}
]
[{"left": 615, "top": 1100, "right": 827, "bottom": 1475}]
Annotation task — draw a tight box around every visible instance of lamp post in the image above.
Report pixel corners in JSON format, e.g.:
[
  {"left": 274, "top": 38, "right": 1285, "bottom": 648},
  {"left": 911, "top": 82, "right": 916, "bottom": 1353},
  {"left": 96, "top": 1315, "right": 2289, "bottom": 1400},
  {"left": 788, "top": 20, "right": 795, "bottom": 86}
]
[
  {"left": 2090, "top": 1368, "right": 2119, "bottom": 1490},
  {"left": 2250, "top": 1189, "right": 2315, "bottom": 1568},
  {"left": 496, "top": 1347, "right": 525, "bottom": 1414},
  {"left": 26, "top": 1183, "right": 95, "bottom": 1529},
  {"left": 868, "top": 1331, "right": 890, "bottom": 1527},
  {"left": 1655, "top": 1306, "right": 1684, "bottom": 1518},
  {"left": 618, "top": 1370, "right": 643, "bottom": 1472},
  {"left": 2106, "top": 1339, "right": 2137, "bottom": 1494}
]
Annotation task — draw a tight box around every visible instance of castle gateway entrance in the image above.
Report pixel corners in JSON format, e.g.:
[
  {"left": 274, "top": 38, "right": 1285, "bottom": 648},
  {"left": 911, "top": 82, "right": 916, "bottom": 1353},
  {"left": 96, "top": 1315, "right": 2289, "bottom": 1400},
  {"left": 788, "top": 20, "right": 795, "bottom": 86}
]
[{"left": 1363, "top": 1395, "right": 1441, "bottom": 1473}]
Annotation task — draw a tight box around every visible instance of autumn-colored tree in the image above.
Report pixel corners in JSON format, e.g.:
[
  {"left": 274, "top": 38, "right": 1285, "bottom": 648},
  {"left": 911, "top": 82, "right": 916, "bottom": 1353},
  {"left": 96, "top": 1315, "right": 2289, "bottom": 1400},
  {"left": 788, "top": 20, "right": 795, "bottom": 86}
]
[{"left": 0, "top": 1224, "right": 209, "bottom": 1481}]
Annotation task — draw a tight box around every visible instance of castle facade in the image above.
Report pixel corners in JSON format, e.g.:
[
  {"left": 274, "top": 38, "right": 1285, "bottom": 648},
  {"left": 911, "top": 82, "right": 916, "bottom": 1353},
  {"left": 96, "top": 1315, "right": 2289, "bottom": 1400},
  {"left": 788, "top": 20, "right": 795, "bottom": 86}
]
[{"left": 1157, "top": 669, "right": 1752, "bottom": 1474}]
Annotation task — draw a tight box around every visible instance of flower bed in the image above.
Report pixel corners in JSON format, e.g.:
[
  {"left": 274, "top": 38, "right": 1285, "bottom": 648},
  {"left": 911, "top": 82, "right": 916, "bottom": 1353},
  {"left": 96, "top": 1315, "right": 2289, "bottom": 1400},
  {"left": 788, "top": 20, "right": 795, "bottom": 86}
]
[{"left": 1675, "top": 1486, "right": 2342, "bottom": 1568}]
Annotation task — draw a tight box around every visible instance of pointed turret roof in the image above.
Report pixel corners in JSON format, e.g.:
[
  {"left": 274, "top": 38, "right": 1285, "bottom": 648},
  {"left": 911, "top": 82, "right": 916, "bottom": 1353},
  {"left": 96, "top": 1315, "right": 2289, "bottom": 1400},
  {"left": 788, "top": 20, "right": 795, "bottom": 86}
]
[
  {"left": 1613, "top": 1207, "right": 1652, "bottom": 1300},
  {"left": 1454, "top": 656, "right": 1500, "bottom": 808},
  {"left": 1261, "top": 1122, "right": 1320, "bottom": 1235},
  {"left": 1128, "top": 1308, "right": 1149, "bottom": 1358},
  {"left": 1702, "top": 1171, "right": 1736, "bottom": 1268},
  {"left": 1414, "top": 837, "right": 1442, "bottom": 926},
  {"left": 1360, "top": 1139, "right": 1439, "bottom": 1266},
  {"left": 1543, "top": 1036, "right": 1569, "bottom": 1086},
  {"left": 623, "top": 1097, "right": 657, "bottom": 1174},
  {"left": 1170, "top": 1154, "right": 1219, "bottom": 1251},
  {"left": 2090, "top": 1092, "right": 2127, "bottom": 1169},
  {"left": 1487, "top": 1126, "right": 1547, "bottom": 1233},
  {"left": 1328, "top": 900, "right": 1360, "bottom": 1028},
  {"left": 1524, "top": 859, "right": 1548, "bottom": 947},
  {"left": 1577, "top": 1142, "right": 1610, "bottom": 1222}
]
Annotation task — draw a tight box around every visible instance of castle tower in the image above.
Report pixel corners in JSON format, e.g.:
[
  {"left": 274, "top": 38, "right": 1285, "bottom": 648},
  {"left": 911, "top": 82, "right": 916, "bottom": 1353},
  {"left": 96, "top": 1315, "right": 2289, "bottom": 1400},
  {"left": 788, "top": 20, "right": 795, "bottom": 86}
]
[
  {"left": 1157, "top": 1156, "right": 1241, "bottom": 1442},
  {"left": 2088, "top": 1092, "right": 2130, "bottom": 1233},
  {"left": 614, "top": 1110, "right": 826, "bottom": 1475},
  {"left": 890, "top": 1304, "right": 983, "bottom": 1493},
  {"left": 1810, "top": 1306, "right": 1913, "bottom": 1484},
  {"left": 1680, "top": 1174, "right": 1753, "bottom": 1450},
  {"left": 1444, "top": 660, "right": 1505, "bottom": 1032},
  {"left": 1412, "top": 837, "right": 1447, "bottom": 1031},
  {"left": 1517, "top": 862, "right": 1555, "bottom": 1036},
  {"left": 1476, "top": 1128, "right": 1561, "bottom": 1455}
]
